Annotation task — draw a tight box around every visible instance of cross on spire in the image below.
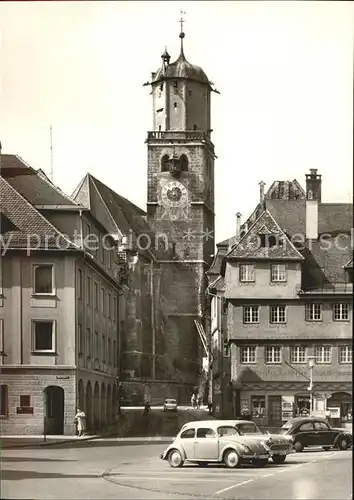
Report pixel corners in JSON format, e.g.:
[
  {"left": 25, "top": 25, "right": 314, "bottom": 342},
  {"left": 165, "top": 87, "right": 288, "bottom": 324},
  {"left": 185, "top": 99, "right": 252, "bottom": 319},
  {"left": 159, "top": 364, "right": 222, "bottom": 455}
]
[{"left": 179, "top": 10, "right": 186, "bottom": 33}]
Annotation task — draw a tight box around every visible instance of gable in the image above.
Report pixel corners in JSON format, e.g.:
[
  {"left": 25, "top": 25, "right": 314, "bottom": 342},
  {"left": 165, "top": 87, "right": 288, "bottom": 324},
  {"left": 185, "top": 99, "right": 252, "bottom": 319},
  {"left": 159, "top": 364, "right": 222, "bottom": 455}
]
[{"left": 226, "top": 209, "right": 304, "bottom": 261}]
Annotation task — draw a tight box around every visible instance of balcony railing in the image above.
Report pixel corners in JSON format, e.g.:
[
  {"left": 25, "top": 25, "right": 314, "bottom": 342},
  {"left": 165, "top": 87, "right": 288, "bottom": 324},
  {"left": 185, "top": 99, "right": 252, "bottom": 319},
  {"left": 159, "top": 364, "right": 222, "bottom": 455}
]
[{"left": 146, "top": 130, "right": 210, "bottom": 142}]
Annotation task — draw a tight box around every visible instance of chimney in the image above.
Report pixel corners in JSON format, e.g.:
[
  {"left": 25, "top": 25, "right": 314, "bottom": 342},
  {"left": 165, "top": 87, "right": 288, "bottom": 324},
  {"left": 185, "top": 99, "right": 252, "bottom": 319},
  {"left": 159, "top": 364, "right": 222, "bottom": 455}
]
[
  {"left": 305, "top": 168, "right": 322, "bottom": 203},
  {"left": 259, "top": 181, "right": 266, "bottom": 203},
  {"left": 236, "top": 213, "right": 242, "bottom": 241}
]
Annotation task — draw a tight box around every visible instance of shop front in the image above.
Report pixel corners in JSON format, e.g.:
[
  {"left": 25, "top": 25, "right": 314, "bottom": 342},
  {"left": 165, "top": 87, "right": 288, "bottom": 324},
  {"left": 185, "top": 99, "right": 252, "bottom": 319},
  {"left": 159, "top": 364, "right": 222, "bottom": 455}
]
[{"left": 327, "top": 392, "right": 352, "bottom": 428}]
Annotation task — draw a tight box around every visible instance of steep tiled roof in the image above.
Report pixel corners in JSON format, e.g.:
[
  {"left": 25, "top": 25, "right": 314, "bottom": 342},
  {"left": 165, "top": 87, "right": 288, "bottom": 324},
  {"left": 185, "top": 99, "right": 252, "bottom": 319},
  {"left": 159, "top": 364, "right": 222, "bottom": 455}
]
[
  {"left": 72, "top": 174, "right": 161, "bottom": 260},
  {"left": 0, "top": 177, "right": 78, "bottom": 251},
  {"left": 226, "top": 209, "right": 304, "bottom": 261},
  {"left": 1, "top": 154, "right": 77, "bottom": 206}
]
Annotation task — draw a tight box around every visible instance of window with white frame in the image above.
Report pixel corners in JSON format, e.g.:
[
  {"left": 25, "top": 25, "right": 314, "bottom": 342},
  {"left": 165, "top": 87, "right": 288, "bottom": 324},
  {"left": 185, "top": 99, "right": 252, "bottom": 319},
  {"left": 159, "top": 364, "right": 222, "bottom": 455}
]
[
  {"left": 270, "top": 264, "right": 287, "bottom": 282},
  {"left": 339, "top": 346, "right": 352, "bottom": 364},
  {"left": 33, "top": 265, "right": 54, "bottom": 294},
  {"left": 315, "top": 345, "right": 331, "bottom": 364},
  {"left": 270, "top": 305, "right": 287, "bottom": 323},
  {"left": 32, "top": 320, "right": 55, "bottom": 353},
  {"left": 239, "top": 264, "right": 255, "bottom": 283},
  {"left": 243, "top": 306, "right": 259, "bottom": 324},
  {"left": 240, "top": 346, "right": 256, "bottom": 364},
  {"left": 291, "top": 346, "right": 306, "bottom": 363},
  {"left": 333, "top": 303, "right": 349, "bottom": 321},
  {"left": 305, "top": 303, "right": 322, "bottom": 321},
  {"left": 265, "top": 346, "right": 281, "bottom": 364}
]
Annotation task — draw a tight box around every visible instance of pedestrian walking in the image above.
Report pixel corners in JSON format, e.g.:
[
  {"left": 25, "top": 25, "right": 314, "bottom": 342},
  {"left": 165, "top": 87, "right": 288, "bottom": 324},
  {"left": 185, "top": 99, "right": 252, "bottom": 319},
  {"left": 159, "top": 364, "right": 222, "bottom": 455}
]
[
  {"left": 196, "top": 395, "right": 201, "bottom": 410},
  {"left": 191, "top": 393, "right": 196, "bottom": 409},
  {"left": 74, "top": 409, "right": 86, "bottom": 437}
]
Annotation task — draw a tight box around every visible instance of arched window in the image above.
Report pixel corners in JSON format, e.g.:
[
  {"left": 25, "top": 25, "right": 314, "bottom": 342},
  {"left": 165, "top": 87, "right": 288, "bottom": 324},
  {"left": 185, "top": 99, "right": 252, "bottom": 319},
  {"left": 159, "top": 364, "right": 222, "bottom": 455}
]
[
  {"left": 0, "top": 385, "right": 8, "bottom": 417},
  {"left": 161, "top": 155, "right": 170, "bottom": 172},
  {"left": 179, "top": 154, "right": 189, "bottom": 171}
]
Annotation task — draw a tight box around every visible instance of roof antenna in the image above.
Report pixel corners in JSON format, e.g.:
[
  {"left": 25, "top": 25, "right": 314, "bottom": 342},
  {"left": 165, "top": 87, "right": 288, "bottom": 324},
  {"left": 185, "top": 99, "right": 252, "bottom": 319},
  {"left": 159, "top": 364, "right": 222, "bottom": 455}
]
[{"left": 49, "top": 125, "right": 54, "bottom": 182}]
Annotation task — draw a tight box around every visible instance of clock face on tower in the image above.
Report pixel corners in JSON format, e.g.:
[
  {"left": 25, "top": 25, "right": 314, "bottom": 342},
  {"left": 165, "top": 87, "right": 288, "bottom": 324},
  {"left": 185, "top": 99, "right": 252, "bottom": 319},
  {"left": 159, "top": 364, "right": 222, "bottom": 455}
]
[{"left": 161, "top": 181, "right": 188, "bottom": 208}]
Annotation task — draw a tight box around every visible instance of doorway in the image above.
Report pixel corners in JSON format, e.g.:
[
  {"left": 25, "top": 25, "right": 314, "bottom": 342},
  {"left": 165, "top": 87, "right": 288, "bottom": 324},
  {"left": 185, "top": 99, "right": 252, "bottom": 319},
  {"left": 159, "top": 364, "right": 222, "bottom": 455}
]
[
  {"left": 43, "top": 386, "right": 64, "bottom": 435},
  {"left": 268, "top": 395, "right": 282, "bottom": 426}
]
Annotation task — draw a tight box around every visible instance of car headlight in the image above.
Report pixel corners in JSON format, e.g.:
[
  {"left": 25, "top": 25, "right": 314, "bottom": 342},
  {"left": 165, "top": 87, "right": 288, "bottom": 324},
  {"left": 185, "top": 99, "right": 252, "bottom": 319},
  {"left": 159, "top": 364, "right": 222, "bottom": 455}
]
[{"left": 239, "top": 444, "right": 252, "bottom": 454}]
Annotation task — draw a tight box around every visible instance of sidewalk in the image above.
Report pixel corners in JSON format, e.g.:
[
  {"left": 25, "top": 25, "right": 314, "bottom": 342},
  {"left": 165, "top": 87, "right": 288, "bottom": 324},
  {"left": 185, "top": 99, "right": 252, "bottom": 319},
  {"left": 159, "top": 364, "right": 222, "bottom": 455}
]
[{"left": 1, "top": 434, "right": 174, "bottom": 449}]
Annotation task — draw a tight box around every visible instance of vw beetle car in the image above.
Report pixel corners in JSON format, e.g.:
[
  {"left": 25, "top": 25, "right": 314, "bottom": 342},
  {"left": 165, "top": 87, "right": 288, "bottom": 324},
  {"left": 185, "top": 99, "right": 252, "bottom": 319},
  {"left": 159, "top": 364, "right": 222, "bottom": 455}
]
[
  {"left": 163, "top": 398, "right": 178, "bottom": 412},
  {"left": 160, "top": 420, "right": 273, "bottom": 468},
  {"left": 231, "top": 420, "right": 294, "bottom": 464},
  {"left": 280, "top": 417, "right": 353, "bottom": 452}
]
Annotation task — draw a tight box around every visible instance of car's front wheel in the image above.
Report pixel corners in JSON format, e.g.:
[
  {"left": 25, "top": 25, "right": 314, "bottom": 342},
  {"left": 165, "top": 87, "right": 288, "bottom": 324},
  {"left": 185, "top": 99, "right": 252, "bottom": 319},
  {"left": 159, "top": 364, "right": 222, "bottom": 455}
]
[
  {"left": 272, "top": 454, "right": 286, "bottom": 464},
  {"left": 294, "top": 441, "right": 304, "bottom": 452},
  {"left": 223, "top": 449, "right": 240, "bottom": 469},
  {"left": 338, "top": 438, "right": 349, "bottom": 450},
  {"left": 168, "top": 449, "right": 184, "bottom": 468}
]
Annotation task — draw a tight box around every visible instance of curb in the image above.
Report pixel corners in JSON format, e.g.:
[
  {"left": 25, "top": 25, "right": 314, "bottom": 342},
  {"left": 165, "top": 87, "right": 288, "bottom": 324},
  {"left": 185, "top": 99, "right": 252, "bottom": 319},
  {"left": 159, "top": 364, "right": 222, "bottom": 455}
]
[{"left": 2, "top": 435, "right": 99, "bottom": 449}]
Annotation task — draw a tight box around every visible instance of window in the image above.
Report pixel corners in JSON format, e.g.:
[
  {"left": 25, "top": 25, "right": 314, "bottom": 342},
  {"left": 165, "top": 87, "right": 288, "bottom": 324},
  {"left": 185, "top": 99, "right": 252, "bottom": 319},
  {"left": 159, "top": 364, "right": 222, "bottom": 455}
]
[
  {"left": 315, "top": 345, "right": 331, "bottom": 364},
  {"left": 77, "top": 269, "right": 82, "bottom": 299},
  {"left": 314, "top": 421, "right": 330, "bottom": 431},
  {"left": 101, "top": 288, "right": 105, "bottom": 313},
  {"left": 173, "top": 80, "right": 178, "bottom": 93},
  {"left": 240, "top": 346, "right": 256, "bottom": 364},
  {"left": 181, "top": 428, "right": 195, "bottom": 439},
  {"left": 299, "top": 422, "right": 314, "bottom": 431},
  {"left": 108, "top": 293, "right": 111, "bottom": 318},
  {"left": 0, "top": 385, "right": 8, "bottom": 417},
  {"left": 33, "top": 265, "right": 53, "bottom": 294},
  {"left": 333, "top": 303, "right": 349, "bottom": 321},
  {"left": 193, "top": 124, "right": 197, "bottom": 131},
  {"left": 270, "top": 305, "right": 286, "bottom": 323},
  {"left": 223, "top": 343, "right": 230, "bottom": 357},
  {"left": 78, "top": 325, "right": 83, "bottom": 354},
  {"left": 113, "top": 340, "right": 117, "bottom": 367},
  {"left": 239, "top": 264, "right": 255, "bottom": 282},
  {"left": 305, "top": 303, "right": 322, "bottom": 321},
  {"left": 87, "top": 277, "right": 91, "bottom": 305},
  {"left": 270, "top": 264, "right": 287, "bottom": 282},
  {"left": 108, "top": 338, "right": 112, "bottom": 365},
  {"left": 87, "top": 328, "right": 92, "bottom": 358},
  {"left": 251, "top": 396, "right": 265, "bottom": 419},
  {"left": 32, "top": 321, "right": 55, "bottom": 353},
  {"left": 196, "top": 428, "right": 216, "bottom": 438},
  {"left": 291, "top": 346, "right": 306, "bottom": 364},
  {"left": 265, "top": 346, "right": 281, "bottom": 364},
  {"left": 94, "top": 283, "right": 99, "bottom": 310},
  {"left": 174, "top": 102, "right": 178, "bottom": 108},
  {"left": 243, "top": 306, "right": 259, "bottom": 324},
  {"left": 102, "top": 335, "right": 106, "bottom": 362},
  {"left": 113, "top": 297, "right": 117, "bottom": 322},
  {"left": 95, "top": 331, "right": 99, "bottom": 360},
  {"left": 339, "top": 346, "right": 352, "bottom": 364},
  {"left": 20, "top": 395, "right": 31, "bottom": 407},
  {"left": 259, "top": 234, "right": 277, "bottom": 248}
]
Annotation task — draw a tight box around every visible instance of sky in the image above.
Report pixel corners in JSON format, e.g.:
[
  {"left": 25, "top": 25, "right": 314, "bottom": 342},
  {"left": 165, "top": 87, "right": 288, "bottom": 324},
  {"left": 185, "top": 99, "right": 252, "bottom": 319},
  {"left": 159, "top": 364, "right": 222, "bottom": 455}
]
[{"left": 0, "top": 1, "right": 353, "bottom": 244}]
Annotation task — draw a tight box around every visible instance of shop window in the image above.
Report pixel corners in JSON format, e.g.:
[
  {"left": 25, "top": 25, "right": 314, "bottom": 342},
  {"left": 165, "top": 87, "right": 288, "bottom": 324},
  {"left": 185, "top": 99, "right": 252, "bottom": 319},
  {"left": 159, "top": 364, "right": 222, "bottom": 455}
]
[
  {"left": 251, "top": 395, "right": 265, "bottom": 419},
  {"left": 295, "top": 396, "right": 310, "bottom": 417}
]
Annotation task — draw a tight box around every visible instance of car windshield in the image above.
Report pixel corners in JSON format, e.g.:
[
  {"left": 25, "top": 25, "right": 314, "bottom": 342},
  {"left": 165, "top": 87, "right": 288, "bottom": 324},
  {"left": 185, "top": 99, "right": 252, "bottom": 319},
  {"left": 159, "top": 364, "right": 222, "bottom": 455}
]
[
  {"left": 279, "top": 421, "right": 293, "bottom": 433},
  {"left": 165, "top": 399, "right": 176, "bottom": 404},
  {"left": 235, "top": 423, "right": 261, "bottom": 435}
]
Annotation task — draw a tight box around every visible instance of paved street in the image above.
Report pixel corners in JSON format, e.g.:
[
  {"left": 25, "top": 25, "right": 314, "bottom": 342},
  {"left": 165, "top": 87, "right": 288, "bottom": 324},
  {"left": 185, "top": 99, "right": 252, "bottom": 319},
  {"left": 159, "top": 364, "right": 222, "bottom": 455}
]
[{"left": 1, "top": 440, "right": 352, "bottom": 500}]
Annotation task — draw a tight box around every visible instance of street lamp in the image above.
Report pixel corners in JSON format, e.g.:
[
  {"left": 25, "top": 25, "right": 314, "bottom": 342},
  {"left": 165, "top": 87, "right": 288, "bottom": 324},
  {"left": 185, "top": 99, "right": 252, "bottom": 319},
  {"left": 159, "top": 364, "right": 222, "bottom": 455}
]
[{"left": 308, "top": 356, "right": 315, "bottom": 415}]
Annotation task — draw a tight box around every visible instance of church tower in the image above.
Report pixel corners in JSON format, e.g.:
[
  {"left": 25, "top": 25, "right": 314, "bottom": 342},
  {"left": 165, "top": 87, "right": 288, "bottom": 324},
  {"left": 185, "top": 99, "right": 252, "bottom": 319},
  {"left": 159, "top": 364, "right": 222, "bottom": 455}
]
[{"left": 145, "top": 18, "right": 217, "bottom": 392}]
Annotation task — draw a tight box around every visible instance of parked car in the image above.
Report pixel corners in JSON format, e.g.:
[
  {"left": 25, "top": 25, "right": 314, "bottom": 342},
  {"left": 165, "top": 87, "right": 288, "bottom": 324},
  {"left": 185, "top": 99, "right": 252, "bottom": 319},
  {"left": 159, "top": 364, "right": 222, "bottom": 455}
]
[
  {"left": 163, "top": 398, "right": 178, "bottom": 412},
  {"left": 231, "top": 420, "right": 294, "bottom": 464},
  {"left": 160, "top": 420, "right": 273, "bottom": 468},
  {"left": 280, "top": 417, "right": 353, "bottom": 452}
]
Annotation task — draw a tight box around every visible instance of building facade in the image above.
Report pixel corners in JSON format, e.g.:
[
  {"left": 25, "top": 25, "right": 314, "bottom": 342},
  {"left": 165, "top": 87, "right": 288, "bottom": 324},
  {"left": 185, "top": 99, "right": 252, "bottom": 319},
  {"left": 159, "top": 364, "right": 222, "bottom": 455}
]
[
  {"left": 208, "top": 170, "right": 352, "bottom": 427},
  {"left": 0, "top": 156, "right": 122, "bottom": 434}
]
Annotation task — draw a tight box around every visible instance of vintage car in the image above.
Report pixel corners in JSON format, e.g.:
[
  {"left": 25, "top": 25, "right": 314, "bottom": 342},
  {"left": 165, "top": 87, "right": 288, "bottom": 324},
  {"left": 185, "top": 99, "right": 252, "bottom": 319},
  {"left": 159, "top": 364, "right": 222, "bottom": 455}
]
[
  {"left": 231, "top": 420, "right": 294, "bottom": 464},
  {"left": 163, "top": 398, "right": 178, "bottom": 412},
  {"left": 280, "top": 417, "right": 353, "bottom": 452},
  {"left": 160, "top": 420, "right": 274, "bottom": 468}
]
